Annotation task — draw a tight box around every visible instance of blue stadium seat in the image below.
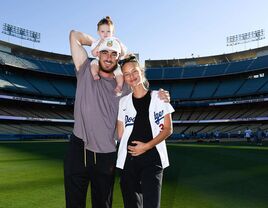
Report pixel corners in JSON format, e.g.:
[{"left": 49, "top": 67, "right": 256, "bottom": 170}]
[
  {"left": 24, "top": 76, "right": 62, "bottom": 97},
  {"left": 170, "top": 82, "right": 194, "bottom": 100},
  {"left": 191, "top": 80, "right": 219, "bottom": 99},
  {"left": 0, "top": 51, "right": 27, "bottom": 69},
  {"left": 0, "top": 74, "right": 17, "bottom": 91},
  {"left": 163, "top": 67, "right": 183, "bottom": 79},
  {"left": 0, "top": 72, "right": 39, "bottom": 94},
  {"left": 214, "top": 78, "right": 244, "bottom": 98},
  {"left": 203, "top": 63, "right": 228, "bottom": 77},
  {"left": 21, "top": 56, "right": 46, "bottom": 71},
  {"left": 51, "top": 79, "right": 76, "bottom": 98},
  {"left": 182, "top": 65, "right": 205, "bottom": 78},
  {"left": 145, "top": 68, "right": 163, "bottom": 80},
  {"left": 247, "top": 55, "right": 268, "bottom": 71},
  {"left": 149, "top": 82, "right": 171, "bottom": 92},
  {"left": 225, "top": 59, "right": 253, "bottom": 74},
  {"left": 64, "top": 64, "right": 76, "bottom": 76},
  {"left": 236, "top": 76, "right": 268, "bottom": 96},
  {"left": 39, "top": 59, "right": 69, "bottom": 75}
]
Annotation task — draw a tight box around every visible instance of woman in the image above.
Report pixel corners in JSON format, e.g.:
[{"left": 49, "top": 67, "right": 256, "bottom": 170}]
[{"left": 116, "top": 54, "right": 174, "bottom": 208}]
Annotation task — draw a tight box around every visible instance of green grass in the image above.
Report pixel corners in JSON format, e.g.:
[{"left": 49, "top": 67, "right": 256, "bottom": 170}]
[{"left": 0, "top": 141, "right": 267, "bottom": 208}]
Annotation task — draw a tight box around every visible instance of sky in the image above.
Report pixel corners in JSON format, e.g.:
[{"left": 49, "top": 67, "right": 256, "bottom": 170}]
[{"left": 1, "top": 0, "right": 268, "bottom": 64}]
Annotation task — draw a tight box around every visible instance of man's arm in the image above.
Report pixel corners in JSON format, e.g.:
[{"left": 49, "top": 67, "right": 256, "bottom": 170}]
[
  {"left": 117, "top": 120, "right": 124, "bottom": 141},
  {"left": 69, "top": 30, "right": 95, "bottom": 71}
]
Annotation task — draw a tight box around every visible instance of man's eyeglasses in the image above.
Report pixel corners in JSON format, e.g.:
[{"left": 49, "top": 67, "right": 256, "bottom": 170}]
[{"left": 118, "top": 55, "right": 138, "bottom": 67}]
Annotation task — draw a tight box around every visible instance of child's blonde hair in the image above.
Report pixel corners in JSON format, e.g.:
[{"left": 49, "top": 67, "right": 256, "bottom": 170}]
[{"left": 97, "top": 16, "right": 114, "bottom": 31}]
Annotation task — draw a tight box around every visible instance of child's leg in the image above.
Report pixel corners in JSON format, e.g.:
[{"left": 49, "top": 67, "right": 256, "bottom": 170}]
[
  {"left": 115, "top": 74, "right": 124, "bottom": 93},
  {"left": 90, "top": 59, "right": 100, "bottom": 80},
  {"left": 114, "top": 66, "right": 123, "bottom": 94}
]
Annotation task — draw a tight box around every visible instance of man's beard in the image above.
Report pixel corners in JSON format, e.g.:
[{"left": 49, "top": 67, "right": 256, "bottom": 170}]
[{"left": 99, "top": 61, "right": 118, "bottom": 74}]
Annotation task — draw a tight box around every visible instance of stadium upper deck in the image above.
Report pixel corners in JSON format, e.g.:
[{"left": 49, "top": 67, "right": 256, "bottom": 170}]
[
  {"left": 1, "top": 40, "right": 268, "bottom": 139},
  {"left": 145, "top": 46, "right": 268, "bottom": 102},
  {"left": 1, "top": 40, "right": 268, "bottom": 104},
  {"left": 0, "top": 40, "right": 77, "bottom": 101},
  {"left": 0, "top": 40, "right": 75, "bottom": 76}
]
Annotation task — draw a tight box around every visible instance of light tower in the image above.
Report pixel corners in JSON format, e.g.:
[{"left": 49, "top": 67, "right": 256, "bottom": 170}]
[
  {"left": 2, "top": 23, "right": 41, "bottom": 46},
  {"left": 226, "top": 29, "right": 265, "bottom": 49}
]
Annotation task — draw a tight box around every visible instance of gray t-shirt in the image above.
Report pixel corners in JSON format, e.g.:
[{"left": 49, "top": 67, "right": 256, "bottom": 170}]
[{"left": 73, "top": 59, "right": 130, "bottom": 153}]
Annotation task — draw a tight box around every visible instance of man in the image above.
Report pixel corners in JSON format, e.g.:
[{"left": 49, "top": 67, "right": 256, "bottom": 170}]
[
  {"left": 64, "top": 30, "right": 169, "bottom": 208},
  {"left": 244, "top": 127, "right": 252, "bottom": 143},
  {"left": 256, "top": 127, "right": 263, "bottom": 146}
]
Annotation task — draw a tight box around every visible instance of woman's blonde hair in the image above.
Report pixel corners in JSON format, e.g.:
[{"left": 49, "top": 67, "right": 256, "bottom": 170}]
[{"left": 120, "top": 54, "right": 149, "bottom": 89}]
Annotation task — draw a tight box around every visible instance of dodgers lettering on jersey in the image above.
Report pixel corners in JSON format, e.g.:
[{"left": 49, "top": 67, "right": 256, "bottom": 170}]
[
  {"left": 125, "top": 115, "right": 135, "bottom": 127},
  {"left": 154, "top": 110, "right": 164, "bottom": 125}
]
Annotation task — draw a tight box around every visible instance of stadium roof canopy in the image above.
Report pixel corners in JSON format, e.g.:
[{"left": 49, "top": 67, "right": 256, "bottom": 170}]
[
  {"left": 145, "top": 45, "right": 268, "bottom": 68},
  {"left": 0, "top": 40, "right": 72, "bottom": 63}
]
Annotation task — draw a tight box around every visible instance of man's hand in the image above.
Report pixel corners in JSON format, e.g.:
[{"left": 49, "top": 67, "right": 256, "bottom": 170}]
[{"left": 158, "top": 88, "right": 170, "bottom": 103}]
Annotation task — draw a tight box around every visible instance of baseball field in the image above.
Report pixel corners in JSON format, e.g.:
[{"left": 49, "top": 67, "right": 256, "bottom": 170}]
[{"left": 0, "top": 140, "right": 267, "bottom": 208}]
